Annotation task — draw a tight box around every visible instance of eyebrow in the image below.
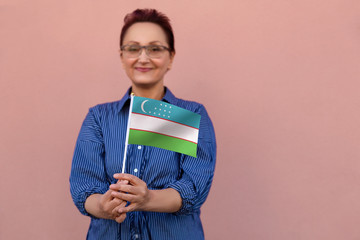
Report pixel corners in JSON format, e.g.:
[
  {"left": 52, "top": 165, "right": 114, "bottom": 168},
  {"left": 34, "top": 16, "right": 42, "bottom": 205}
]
[{"left": 125, "top": 41, "right": 164, "bottom": 45}]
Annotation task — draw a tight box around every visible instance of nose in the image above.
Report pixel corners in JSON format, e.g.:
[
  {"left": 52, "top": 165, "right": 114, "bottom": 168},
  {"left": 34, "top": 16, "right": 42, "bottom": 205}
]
[{"left": 138, "top": 48, "right": 150, "bottom": 63}]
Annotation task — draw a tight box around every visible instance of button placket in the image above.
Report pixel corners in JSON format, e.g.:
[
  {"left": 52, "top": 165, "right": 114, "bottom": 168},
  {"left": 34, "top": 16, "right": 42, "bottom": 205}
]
[{"left": 132, "top": 145, "right": 143, "bottom": 176}]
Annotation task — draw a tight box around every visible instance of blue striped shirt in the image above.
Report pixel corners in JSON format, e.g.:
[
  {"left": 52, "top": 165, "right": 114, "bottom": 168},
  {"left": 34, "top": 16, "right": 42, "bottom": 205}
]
[{"left": 70, "top": 88, "right": 216, "bottom": 240}]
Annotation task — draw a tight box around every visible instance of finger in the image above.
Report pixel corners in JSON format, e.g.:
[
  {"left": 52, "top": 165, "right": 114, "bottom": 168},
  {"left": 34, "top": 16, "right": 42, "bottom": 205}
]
[
  {"left": 111, "top": 200, "right": 127, "bottom": 217},
  {"left": 118, "top": 204, "right": 137, "bottom": 214},
  {"left": 115, "top": 213, "right": 127, "bottom": 223},
  {"left": 100, "top": 190, "right": 115, "bottom": 203},
  {"left": 106, "top": 195, "right": 126, "bottom": 212},
  {"left": 107, "top": 198, "right": 125, "bottom": 217},
  {"left": 109, "top": 179, "right": 133, "bottom": 191},
  {"left": 112, "top": 205, "right": 121, "bottom": 216},
  {"left": 99, "top": 193, "right": 118, "bottom": 215},
  {"left": 117, "top": 179, "right": 129, "bottom": 185},
  {"left": 109, "top": 183, "right": 122, "bottom": 191},
  {"left": 111, "top": 191, "right": 136, "bottom": 202},
  {"left": 110, "top": 183, "right": 136, "bottom": 193},
  {"left": 104, "top": 189, "right": 114, "bottom": 198},
  {"left": 111, "top": 199, "right": 127, "bottom": 212},
  {"left": 113, "top": 173, "right": 139, "bottom": 184},
  {"left": 109, "top": 197, "right": 122, "bottom": 206}
]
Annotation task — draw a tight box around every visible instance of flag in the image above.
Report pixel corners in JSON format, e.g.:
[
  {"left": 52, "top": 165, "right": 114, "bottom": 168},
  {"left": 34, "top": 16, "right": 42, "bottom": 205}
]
[{"left": 127, "top": 96, "right": 201, "bottom": 157}]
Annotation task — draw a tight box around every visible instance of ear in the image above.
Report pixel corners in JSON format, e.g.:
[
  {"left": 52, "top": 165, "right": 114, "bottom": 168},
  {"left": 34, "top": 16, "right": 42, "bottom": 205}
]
[
  {"left": 167, "top": 52, "right": 175, "bottom": 70},
  {"left": 119, "top": 49, "right": 125, "bottom": 69}
]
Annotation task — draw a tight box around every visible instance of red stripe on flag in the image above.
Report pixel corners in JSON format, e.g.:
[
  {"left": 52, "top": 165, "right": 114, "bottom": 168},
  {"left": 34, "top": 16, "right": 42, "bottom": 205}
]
[
  {"left": 130, "top": 128, "right": 198, "bottom": 144},
  {"left": 131, "top": 112, "right": 199, "bottom": 130}
]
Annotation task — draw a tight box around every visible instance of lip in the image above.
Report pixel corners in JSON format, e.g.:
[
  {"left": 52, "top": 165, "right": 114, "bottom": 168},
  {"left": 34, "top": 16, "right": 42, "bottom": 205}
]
[{"left": 135, "top": 67, "right": 152, "bottom": 72}]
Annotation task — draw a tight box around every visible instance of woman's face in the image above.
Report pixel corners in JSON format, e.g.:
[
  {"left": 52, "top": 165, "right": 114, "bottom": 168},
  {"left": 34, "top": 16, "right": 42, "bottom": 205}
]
[{"left": 121, "top": 22, "right": 174, "bottom": 89}]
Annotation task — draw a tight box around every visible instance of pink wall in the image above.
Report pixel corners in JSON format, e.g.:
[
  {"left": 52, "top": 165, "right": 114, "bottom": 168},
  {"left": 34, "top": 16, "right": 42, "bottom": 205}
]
[{"left": 1, "top": 0, "right": 360, "bottom": 239}]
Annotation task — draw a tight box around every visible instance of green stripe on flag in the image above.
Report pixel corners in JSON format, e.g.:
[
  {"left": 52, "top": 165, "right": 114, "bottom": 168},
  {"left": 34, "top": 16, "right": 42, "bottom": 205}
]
[{"left": 128, "top": 129, "right": 197, "bottom": 157}]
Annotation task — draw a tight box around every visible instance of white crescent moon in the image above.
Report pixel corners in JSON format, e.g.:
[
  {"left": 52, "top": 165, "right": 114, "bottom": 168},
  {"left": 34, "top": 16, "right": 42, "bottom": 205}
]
[{"left": 141, "top": 100, "right": 148, "bottom": 113}]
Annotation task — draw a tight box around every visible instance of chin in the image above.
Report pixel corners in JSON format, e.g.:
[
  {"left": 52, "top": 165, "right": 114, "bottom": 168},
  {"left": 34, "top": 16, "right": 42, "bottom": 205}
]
[
  {"left": 131, "top": 77, "right": 162, "bottom": 85},
  {"left": 132, "top": 80, "right": 161, "bottom": 88}
]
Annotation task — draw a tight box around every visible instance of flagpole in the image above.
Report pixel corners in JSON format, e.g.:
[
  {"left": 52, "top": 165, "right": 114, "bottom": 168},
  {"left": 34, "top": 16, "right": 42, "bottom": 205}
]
[{"left": 121, "top": 93, "right": 134, "bottom": 173}]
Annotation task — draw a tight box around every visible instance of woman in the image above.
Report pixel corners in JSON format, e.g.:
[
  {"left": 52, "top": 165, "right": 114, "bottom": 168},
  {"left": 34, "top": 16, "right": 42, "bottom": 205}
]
[{"left": 70, "top": 9, "right": 216, "bottom": 240}]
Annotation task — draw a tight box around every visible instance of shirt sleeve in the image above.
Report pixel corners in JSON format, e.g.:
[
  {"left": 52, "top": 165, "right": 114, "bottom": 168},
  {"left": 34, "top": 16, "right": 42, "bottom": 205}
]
[
  {"left": 165, "top": 104, "right": 217, "bottom": 215},
  {"left": 69, "top": 107, "right": 109, "bottom": 216}
]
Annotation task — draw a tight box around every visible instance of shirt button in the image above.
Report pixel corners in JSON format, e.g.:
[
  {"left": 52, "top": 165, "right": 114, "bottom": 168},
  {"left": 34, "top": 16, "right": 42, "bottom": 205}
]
[
  {"left": 134, "top": 234, "right": 139, "bottom": 239},
  {"left": 134, "top": 168, "right": 138, "bottom": 173},
  {"left": 138, "top": 146, "right": 142, "bottom": 150}
]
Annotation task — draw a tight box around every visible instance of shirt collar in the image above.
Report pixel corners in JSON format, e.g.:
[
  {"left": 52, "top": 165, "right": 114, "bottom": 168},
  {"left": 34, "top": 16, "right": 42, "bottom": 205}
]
[
  {"left": 116, "top": 87, "right": 177, "bottom": 112},
  {"left": 162, "top": 87, "right": 177, "bottom": 104}
]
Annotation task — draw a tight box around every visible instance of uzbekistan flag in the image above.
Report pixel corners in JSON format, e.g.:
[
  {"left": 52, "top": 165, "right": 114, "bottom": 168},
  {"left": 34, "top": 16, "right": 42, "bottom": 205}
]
[{"left": 127, "top": 96, "right": 201, "bottom": 157}]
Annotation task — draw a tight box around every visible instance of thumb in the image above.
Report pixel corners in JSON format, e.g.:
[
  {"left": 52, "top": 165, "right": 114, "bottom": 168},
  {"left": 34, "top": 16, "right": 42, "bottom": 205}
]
[{"left": 102, "top": 189, "right": 114, "bottom": 201}]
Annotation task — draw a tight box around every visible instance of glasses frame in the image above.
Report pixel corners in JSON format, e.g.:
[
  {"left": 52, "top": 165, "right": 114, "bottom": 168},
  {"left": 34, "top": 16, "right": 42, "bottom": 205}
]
[{"left": 120, "top": 44, "right": 171, "bottom": 59}]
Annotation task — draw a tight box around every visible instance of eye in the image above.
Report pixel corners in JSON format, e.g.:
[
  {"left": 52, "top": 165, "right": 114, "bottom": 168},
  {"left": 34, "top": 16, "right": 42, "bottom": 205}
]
[
  {"left": 127, "top": 45, "right": 141, "bottom": 52},
  {"left": 147, "top": 46, "right": 163, "bottom": 52}
]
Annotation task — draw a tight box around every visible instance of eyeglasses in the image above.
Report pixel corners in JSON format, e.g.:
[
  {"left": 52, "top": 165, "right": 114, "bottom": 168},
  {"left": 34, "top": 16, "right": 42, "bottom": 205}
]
[{"left": 120, "top": 44, "right": 170, "bottom": 58}]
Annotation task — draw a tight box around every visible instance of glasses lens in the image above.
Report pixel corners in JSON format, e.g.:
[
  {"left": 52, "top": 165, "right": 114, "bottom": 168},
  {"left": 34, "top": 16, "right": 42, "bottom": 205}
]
[
  {"left": 124, "top": 45, "right": 141, "bottom": 58},
  {"left": 146, "top": 46, "right": 165, "bottom": 58}
]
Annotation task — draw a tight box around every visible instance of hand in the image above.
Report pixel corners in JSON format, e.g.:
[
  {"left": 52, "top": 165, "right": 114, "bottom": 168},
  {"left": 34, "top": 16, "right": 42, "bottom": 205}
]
[
  {"left": 110, "top": 173, "right": 151, "bottom": 214},
  {"left": 97, "top": 189, "right": 127, "bottom": 223}
]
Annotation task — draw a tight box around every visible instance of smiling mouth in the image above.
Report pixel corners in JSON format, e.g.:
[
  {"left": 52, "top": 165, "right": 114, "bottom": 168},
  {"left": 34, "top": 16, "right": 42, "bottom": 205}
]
[{"left": 135, "top": 67, "right": 152, "bottom": 72}]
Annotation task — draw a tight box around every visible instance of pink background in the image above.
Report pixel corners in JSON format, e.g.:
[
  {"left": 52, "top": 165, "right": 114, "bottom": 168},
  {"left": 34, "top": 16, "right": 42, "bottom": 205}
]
[{"left": 1, "top": 0, "right": 360, "bottom": 239}]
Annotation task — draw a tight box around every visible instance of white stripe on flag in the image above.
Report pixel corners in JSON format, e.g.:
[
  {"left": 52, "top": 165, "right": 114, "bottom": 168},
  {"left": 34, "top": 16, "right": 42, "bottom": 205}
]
[{"left": 130, "top": 113, "right": 199, "bottom": 143}]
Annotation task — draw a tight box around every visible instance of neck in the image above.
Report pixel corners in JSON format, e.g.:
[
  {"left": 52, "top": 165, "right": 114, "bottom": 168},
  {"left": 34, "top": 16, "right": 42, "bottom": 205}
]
[{"left": 131, "top": 84, "right": 165, "bottom": 100}]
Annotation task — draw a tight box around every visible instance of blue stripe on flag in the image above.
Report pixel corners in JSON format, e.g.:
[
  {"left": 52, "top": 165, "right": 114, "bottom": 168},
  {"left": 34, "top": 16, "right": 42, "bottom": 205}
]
[{"left": 132, "top": 96, "right": 201, "bottom": 129}]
